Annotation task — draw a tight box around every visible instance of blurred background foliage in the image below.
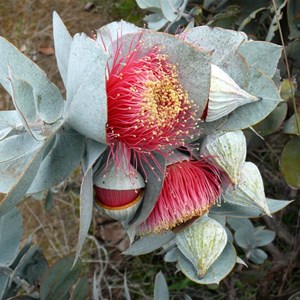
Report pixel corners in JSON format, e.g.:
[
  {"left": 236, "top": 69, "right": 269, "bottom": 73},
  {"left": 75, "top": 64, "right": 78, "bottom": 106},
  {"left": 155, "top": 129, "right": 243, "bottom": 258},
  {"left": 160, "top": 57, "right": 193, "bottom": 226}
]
[{"left": 0, "top": 0, "right": 299, "bottom": 299}]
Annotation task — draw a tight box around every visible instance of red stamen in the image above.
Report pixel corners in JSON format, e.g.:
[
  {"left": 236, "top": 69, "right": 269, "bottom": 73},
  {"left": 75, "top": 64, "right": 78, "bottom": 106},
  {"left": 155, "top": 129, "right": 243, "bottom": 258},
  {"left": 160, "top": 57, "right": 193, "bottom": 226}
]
[
  {"left": 102, "top": 31, "right": 197, "bottom": 172},
  {"left": 139, "top": 159, "right": 222, "bottom": 234}
]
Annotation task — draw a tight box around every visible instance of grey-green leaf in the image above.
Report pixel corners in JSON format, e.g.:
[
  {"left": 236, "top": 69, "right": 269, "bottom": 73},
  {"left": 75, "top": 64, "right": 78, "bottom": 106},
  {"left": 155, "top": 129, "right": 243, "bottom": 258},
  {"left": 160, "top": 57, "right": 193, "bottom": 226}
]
[
  {"left": 249, "top": 248, "right": 268, "bottom": 264},
  {"left": 183, "top": 26, "right": 249, "bottom": 88},
  {"left": 96, "top": 20, "right": 139, "bottom": 49},
  {"left": 238, "top": 41, "right": 282, "bottom": 78},
  {"left": 234, "top": 227, "right": 256, "bottom": 249},
  {"left": 254, "top": 229, "right": 276, "bottom": 247},
  {"left": 129, "top": 153, "right": 166, "bottom": 226},
  {"left": 210, "top": 198, "right": 293, "bottom": 218},
  {"left": 283, "top": 113, "right": 300, "bottom": 135},
  {"left": 226, "top": 218, "right": 254, "bottom": 232},
  {"left": 154, "top": 271, "right": 169, "bottom": 300},
  {"left": 145, "top": 14, "right": 168, "bottom": 30},
  {"left": 160, "top": 0, "right": 184, "bottom": 22},
  {"left": 65, "top": 33, "right": 109, "bottom": 144},
  {"left": 40, "top": 256, "right": 81, "bottom": 300},
  {"left": 53, "top": 12, "right": 72, "bottom": 87},
  {"left": 123, "top": 231, "right": 175, "bottom": 256},
  {"left": 9, "top": 246, "right": 48, "bottom": 286},
  {"left": 0, "top": 135, "right": 54, "bottom": 217},
  {"left": 9, "top": 238, "right": 32, "bottom": 269},
  {"left": 164, "top": 247, "right": 178, "bottom": 263},
  {"left": 74, "top": 140, "right": 106, "bottom": 265},
  {"left": 0, "top": 208, "right": 22, "bottom": 266},
  {"left": 0, "top": 37, "right": 64, "bottom": 124},
  {"left": 253, "top": 102, "right": 288, "bottom": 136},
  {"left": 28, "top": 128, "right": 85, "bottom": 194},
  {"left": 9, "top": 78, "right": 37, "bottom": 124},
  {"left": 0, "top": 274, "right": 9, "bottom": 299},
  {"left": 70, "top": 276, "right": 89, "bottom": 300},
  {"left": 221, "top": 67, "right": 282, "bottom": 130},
  {"left": 0, "top": 132, "right": 43, "bottom": 193},
  {"left": 0, "top": 110, "right": 22, "bottom": 134}
]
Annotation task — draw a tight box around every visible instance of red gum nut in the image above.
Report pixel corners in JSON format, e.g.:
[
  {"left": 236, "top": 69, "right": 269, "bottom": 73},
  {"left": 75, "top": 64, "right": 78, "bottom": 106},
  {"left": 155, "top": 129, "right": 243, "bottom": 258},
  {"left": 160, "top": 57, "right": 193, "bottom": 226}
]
[{"left": 94, "top": 187, "right": 143, "bottom": 208}]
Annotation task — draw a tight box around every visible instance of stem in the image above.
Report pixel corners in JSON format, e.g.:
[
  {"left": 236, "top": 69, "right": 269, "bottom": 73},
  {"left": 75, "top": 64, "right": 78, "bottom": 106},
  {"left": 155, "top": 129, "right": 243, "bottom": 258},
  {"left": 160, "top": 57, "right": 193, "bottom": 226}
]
[{"left": 271, "top": 0, "right": 300, "bottom": 136}]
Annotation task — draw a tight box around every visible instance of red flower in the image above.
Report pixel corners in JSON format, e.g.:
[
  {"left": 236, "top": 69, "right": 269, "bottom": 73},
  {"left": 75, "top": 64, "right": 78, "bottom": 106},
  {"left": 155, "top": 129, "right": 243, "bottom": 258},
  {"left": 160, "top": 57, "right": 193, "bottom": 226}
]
[
  {"left": 139, "top": 158, "right": 223, "bottom": 234},
  {"left": 104, "top": 32, "right": 197, "bottom": 169}
]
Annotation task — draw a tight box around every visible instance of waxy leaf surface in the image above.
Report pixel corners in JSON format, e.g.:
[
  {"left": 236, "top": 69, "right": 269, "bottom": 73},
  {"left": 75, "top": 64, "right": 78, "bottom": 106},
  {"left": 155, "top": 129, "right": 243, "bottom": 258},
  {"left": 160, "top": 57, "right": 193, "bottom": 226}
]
[
  {"left": 182, "top": 26, "right": 249, "bottom": 89},
  {"left": 0, "top": 208, "right": 22, "bottom": 266},
  {"left": 154, "top": 271, "right": 169, "bottom": 300},
  {"left": 75, "top": 140, "right": 106, "bottom": 264},
  {"left": 211, "top": 198, "right": 293, "bottom": 218},
  {"left": 123, "top": 231, "right": 175, "bottom": 256},
  {"left": 66, "top": 33, "right": 109, "bottom": 143},
  {"left": 53, "top": 12, "right": 72, "bottom": 87},
  {"left": 0, "top": 37, "right": 64, "bottom": 124},
  {"left": 40, "top": 256, "right": 81, "bottom": 300},
  {"left": 28, "top": 128, "right": 85, "bottom": 194}
]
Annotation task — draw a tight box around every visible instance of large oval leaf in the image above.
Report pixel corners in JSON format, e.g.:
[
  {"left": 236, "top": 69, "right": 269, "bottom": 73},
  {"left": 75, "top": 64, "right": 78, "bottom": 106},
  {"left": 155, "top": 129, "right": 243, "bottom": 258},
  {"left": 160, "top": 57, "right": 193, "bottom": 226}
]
[
  {"left": 9, "top": 246, "right": 48, "bottom": 286},
  {"left": 123, "top": 231, "right": 175, "bottom": 256},
  {"left": 74, "top": 140, "right": 106, "bottom": 265},
  {"left": 221, "top": 67, "right": 282, "bottom": 130},
  {"left": 0, "top": 134, "right": 54, "bottom": 217},
  {"left": 52, "top": 12, "right": 72, "bottom": 88},
  {"left": 65, "top": 33, "right": 109, "bottom": 144},
  {"left": 238, "top": 41, "right": 282, "bottom": 78},
  {"left": 0, "top": 37, "right": 64, "bottom": 124},
  {"left": 40, "top": 256, "right": 81, "bottom": 300},
  {"left": 70, "top": 276, "right": 89, "bottom": 300},
  {"left": 0, "top": 208, "right": 22, "bottom": 266},
  {"left": 280, "top": 137, "right": 300, "bottom": 188},
  {"left": 9, "top": 65, "right": 64, "bottom": 141},
  {"left": 96, "top": 20, "right": 139, "bottom": 50},
  {"left": 0, "top": 274, "right": 9, "bottom": 299},
  {"left": 0, "top": 111, "right": 22, "bottom": 140},
  {"left": 28, "top": 128, "right": 85, "bottom": 194},
  {"left": 253, "top": 102, "right": 287, "bottom": 136},
  {"left": 129, "top": 152, "right": 166, "bottom": 226},
  {"left": 0, "top": 132, "right": 43, "bottom": 193},
  {"left": 154, "top": 271, "right": 169, "bottom": 300},
  {"left": 210, "top": 198, "right": 293, "bottom": 218},
  {"left": 182, "top": 26, "right": 249, "bottom": 89}
]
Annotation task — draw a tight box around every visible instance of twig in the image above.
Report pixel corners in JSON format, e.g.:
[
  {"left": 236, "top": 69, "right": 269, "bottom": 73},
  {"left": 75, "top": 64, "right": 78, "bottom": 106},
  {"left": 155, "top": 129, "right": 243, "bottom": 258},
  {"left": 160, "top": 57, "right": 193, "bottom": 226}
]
[
  {"left": 271, "top": 0, "right": 300, "bottom": 135},
  {"left": 263, "top": 243, "right": 282, "bottom": 260},
  {"left": 263, "top": 216, "right": 294, "bottom": 247},
  {"left": 223, "top": 277, "right": 238, "bottom": 300},
  {"left": 24, "top": 202, "right": 61, "bottom": 256}
]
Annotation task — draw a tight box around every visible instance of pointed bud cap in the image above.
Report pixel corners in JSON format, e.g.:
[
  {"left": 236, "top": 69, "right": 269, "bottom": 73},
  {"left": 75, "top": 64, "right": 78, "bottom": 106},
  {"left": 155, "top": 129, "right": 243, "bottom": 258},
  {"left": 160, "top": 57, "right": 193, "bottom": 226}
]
[
  {"left": 206, "top": 64, "right": 260, "bottom": 122},
  {"left": 222, "top": 161, "right": 271, "bottom": 216},
  {"left": 200, "top": 130, "right": 246, "bottom": 185},
  {"left": 176, "top": 216, "right": 227, "bottom": 278}
]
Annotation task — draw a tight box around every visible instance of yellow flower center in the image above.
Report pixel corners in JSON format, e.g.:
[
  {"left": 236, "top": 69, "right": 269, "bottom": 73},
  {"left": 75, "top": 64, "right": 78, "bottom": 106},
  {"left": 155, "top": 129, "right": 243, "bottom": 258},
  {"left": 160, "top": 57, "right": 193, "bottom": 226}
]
[{"left": 141, "top": 55, "right": 190, "bottom": 128}]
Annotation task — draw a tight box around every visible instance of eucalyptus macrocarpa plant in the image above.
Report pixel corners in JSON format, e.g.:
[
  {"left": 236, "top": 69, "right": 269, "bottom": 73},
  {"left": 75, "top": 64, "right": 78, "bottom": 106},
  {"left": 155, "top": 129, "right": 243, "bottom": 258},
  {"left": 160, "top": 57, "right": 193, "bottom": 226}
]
[{"left": 0, "top": 12, "right": 293, "bottom": 290}]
